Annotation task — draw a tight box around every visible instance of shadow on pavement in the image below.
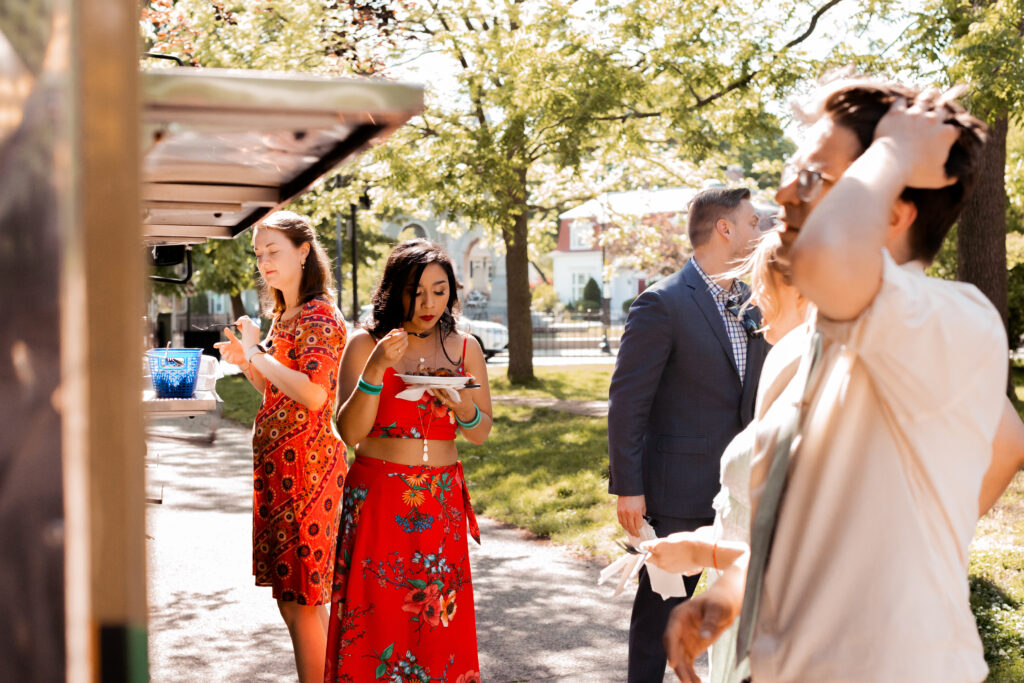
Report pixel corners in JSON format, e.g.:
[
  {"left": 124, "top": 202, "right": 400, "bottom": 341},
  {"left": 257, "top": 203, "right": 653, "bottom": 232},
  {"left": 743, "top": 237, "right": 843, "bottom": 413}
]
[{"left": 146, "top": 417, "right": 698, "bottom": 682}]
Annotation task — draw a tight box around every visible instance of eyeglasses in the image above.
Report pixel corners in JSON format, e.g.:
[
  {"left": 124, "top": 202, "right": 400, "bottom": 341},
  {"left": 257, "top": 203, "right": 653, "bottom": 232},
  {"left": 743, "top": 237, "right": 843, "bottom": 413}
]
[
  {"left": 725, "top": 298, "right": 762, "bottom": 339},
  {"left": 781, "top": 163, "right": 839, "bottom": 203}
]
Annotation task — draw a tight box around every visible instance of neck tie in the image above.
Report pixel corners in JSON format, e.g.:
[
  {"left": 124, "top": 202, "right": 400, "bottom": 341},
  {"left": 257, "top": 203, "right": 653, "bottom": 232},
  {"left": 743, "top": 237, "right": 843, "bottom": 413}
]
[{"left": 735, "top": 330, "right": 823, "bottom": 662}]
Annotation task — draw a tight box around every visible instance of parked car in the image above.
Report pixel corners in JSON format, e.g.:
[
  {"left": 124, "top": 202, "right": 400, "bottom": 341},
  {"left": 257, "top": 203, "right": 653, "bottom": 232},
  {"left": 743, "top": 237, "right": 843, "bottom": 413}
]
[
  {"left": 458, "top": 316, "right": 509, "bottom": 360},
  {"left": 356, "top": 305, "right": 508, "bottom": 361},
  {"left": 530, "top": 310, "right": 555, "bottom": 333}
]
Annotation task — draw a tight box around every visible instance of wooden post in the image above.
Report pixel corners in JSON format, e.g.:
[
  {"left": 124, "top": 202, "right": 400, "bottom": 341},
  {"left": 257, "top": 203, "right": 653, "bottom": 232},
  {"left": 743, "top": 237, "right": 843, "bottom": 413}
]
[{"left": 63, "top": 0, "right": 148, "bottom": 680}]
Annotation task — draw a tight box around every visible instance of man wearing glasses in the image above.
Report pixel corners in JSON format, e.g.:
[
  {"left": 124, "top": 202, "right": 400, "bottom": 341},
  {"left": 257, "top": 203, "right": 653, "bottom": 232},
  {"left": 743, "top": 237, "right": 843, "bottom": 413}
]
[
  {"left": 661, "top": 80, "right": 1013, "bottom": 683},
  {"left": 608, "top": 186, "right": 769, "bottom": 682}
]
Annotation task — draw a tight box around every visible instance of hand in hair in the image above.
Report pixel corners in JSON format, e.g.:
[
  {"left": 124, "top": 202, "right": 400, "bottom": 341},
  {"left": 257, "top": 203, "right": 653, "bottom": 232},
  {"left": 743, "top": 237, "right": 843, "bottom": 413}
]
[{"left": 874, "top": 94, "right": 960, "bottom": 190}]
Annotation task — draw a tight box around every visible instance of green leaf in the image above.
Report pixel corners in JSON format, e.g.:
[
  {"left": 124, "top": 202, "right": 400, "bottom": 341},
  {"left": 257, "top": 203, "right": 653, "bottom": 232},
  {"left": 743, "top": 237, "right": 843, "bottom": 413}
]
[
  {"left": 381, "top": 643, "right": 394, "bottom": 660},
  {"left": 375, "top": 662, "right": 387, "bottom": 679},
  {"left": 408, "top": 579, "right": 427, "bottom": 589}
]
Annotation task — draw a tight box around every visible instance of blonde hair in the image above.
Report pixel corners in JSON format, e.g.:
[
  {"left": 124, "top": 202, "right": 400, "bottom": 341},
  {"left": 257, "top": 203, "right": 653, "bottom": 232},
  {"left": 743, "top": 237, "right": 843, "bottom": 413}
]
[{"left": 725, "top": 230, "right": 789, "bottom": 335}]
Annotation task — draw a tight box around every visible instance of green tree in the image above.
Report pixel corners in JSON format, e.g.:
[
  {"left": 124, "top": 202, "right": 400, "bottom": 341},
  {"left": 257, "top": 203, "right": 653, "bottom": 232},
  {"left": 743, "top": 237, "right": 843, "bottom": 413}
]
[
  {"left": 140, "top": 0, "right": 404, "bottom": 317},
  {"left": 899, "top": 0, "right": 1024, "bottom": 333},
  {"left": 371, "top": 0, "right": 853, "bottom": 382}
]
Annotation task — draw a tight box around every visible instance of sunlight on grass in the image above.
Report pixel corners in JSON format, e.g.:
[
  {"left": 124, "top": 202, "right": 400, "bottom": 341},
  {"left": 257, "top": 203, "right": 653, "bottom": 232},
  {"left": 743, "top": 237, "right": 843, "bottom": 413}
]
[
  {"left": 488, "top": 364, "right": 613, "bottom": 401},
  {"left": 460, "top": 405, "right": 621, "bottom": 560},
  {"left": 217, "top": 374, "right": 261, "bottom": 426},
  {"left": 970, "top": 549, "right": 1024, "bottom": 682}
]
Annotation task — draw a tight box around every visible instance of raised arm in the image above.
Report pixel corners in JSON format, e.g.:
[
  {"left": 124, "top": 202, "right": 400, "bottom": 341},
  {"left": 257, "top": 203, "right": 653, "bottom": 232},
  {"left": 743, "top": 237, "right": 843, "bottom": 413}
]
[
  {"left": 239, "top": 316, "right": 330, "bottom": 411},
  {"left": 335, "top": 328, "right": 408, "bottom": 447},
  {"left": 789, "top": 96, "right": 960, "bottom": 321},
  {"left": 215, "top": 325, "right": 267, "bottom": 394}
]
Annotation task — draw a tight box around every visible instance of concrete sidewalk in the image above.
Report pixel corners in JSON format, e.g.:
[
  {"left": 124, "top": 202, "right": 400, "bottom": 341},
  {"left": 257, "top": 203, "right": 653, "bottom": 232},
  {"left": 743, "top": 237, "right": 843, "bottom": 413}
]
[{"left": 145, "top": 415, "right": 701, "bottom": 682}]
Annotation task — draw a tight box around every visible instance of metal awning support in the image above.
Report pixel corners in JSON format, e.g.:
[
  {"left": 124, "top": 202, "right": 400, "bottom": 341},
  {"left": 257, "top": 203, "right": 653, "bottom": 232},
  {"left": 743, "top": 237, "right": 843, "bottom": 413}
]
[{"left": 141, "top": 68, "right": 423, "bottom": 245}]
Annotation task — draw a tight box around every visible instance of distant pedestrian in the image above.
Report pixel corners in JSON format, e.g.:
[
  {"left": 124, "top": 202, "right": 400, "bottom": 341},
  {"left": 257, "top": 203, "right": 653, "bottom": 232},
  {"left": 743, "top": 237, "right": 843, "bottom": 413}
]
[
  {"left": 325, "top": 239, "right": 492, "bottom": 683},
  {"left": 607, "top": 187, "right": 770, "bottom": 682},
  {"left": 215, "top": 210, "right": 347, "bottom": 683}
]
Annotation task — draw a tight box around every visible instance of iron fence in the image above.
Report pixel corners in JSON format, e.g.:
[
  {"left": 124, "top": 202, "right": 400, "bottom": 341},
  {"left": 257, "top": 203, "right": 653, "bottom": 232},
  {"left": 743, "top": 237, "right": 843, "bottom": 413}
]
[{"left": 531, "top": 313, "right": 623, "bottom": 356}]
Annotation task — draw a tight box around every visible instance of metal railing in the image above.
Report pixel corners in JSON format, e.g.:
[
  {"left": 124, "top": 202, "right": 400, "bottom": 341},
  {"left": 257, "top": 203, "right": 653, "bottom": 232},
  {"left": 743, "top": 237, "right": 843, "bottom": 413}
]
[{"left": 531, "top": 313, "right": 623, "bottom": 356}]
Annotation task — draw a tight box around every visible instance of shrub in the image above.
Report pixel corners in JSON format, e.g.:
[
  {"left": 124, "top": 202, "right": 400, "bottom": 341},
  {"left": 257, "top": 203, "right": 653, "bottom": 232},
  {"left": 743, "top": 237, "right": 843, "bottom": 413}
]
[
  {"left": 577, "top": 299, "right": 600, "bottom": 312},
  {"left": 622, "top": 296, "right": 636, "bottom": 314},
  {"left": 582, "top": 277, "right": 603, "bottom": 304},
  {"left": 531, "top": 282, "right": 560, "bottom": 313}
]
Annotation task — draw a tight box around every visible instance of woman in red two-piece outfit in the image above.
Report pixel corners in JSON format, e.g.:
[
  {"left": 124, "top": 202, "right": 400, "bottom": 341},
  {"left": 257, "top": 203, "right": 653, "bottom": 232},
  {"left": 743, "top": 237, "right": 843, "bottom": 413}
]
[
  {"left": 326, "top": 239, "right": 492, "bottom": 683},
  {"left": 214, "top": 211, "right": 347, "bottom": 683}
]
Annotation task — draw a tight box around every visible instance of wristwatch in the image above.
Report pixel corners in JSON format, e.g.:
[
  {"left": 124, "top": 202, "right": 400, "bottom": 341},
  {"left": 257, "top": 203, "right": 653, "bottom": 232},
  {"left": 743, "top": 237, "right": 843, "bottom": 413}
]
[{"left": 245, "top": 343, "right": 268, "bottom": 363}]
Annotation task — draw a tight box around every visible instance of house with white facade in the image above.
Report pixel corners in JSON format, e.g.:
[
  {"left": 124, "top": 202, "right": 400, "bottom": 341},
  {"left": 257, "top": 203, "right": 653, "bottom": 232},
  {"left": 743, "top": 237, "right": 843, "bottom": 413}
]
[{"left": 552, "top": 187, "right": 700, "bottom": 321}]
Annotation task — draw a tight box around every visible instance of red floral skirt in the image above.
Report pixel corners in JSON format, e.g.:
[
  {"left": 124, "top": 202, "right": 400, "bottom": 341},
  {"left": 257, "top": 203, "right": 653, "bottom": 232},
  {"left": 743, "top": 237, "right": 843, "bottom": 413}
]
[{"left": 325, "top": 456, "right": 481, "bottom": 683}]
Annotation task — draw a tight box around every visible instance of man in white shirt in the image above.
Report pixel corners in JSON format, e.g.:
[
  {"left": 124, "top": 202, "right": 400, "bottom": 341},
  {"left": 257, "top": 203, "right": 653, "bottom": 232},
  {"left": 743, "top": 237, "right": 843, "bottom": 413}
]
[{"left": 660, "top": 79, "right": 1014, "bottom": 682}]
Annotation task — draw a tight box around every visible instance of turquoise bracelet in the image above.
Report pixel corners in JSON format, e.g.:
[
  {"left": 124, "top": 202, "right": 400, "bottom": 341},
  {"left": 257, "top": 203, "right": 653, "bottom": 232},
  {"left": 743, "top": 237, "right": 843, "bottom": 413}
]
[
  {"left": 455, "top": 405, "right": 482, "bottom": 429},
  {"left": 357, "top": 377, "right": 383, "bottom": 396}
]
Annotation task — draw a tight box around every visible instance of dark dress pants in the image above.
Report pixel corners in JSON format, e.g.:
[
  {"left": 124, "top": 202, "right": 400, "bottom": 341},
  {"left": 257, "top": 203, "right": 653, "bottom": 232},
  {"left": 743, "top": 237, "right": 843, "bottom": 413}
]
[{"left": 627, "top": 515, "right": 715, "bottom": 683}]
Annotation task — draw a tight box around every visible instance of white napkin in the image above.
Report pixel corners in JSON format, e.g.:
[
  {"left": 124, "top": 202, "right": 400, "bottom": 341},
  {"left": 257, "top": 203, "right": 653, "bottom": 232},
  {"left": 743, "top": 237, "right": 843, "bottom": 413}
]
[
  {"left": 395, "top": 386, "right": 462, "bottom": 403},
  {"left": 598, "top": 521, "right": 688, "bottom": 599}
]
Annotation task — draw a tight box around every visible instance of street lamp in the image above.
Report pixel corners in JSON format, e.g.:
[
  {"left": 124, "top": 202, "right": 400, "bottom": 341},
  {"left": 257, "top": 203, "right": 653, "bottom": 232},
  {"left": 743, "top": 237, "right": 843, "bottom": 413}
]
[
  {"left": 326, "top": 174, "right": 370, "bottom": 321},
  {"left": 348, "top": 188, "right": 371, "bottom": 322},
  {"left": 599, "top": 239, "right": 611, "bottom": 354}
]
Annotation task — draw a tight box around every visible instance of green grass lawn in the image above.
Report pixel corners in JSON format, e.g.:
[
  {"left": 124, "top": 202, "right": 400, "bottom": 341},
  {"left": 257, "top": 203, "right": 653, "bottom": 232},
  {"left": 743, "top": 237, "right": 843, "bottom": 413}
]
[
  {"left": 217, "top": 374, "right": 263, "bottom": 425},
  {"left": 487, "top": 364, "right": 614, "bottom": 401},
  {"left": 219, "top": 363, "right": 1024, "bottom": 679}
]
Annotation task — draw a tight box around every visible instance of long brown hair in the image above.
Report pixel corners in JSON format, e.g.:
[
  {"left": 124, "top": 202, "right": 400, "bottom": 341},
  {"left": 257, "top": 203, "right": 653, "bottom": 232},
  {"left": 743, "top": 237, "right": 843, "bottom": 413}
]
[
  {"left": 366, "top": 239, "right": 461, "bottom": 347},
  {"left": 254, "top": 211, "right": 334, "bottom": 317}
]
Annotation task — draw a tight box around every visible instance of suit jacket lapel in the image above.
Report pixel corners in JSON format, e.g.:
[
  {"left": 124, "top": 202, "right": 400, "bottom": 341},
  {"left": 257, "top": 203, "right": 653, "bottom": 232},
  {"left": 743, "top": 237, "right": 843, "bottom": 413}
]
[{"left": 683, "top": 260, "right": 740, "bottom": 379}]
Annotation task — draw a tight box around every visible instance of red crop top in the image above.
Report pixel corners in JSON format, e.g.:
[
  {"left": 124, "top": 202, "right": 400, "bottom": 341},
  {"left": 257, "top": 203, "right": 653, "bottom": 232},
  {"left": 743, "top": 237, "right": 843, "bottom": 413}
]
[{"left": 367, "top": 336, "right": 467, "bottom": 440}]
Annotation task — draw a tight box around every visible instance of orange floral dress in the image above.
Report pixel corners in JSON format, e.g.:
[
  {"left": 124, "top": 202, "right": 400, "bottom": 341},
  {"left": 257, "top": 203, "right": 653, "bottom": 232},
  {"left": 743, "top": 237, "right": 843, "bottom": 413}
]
[{"left": 252, "top": 297, "right": 347, "bottom": 605}]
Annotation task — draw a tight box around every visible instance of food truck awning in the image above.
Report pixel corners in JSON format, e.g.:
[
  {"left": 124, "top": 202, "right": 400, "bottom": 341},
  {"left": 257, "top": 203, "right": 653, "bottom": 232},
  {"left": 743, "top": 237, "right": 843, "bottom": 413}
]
[{"left": 141, "top": 68, "right": 423, "bottom": 244}]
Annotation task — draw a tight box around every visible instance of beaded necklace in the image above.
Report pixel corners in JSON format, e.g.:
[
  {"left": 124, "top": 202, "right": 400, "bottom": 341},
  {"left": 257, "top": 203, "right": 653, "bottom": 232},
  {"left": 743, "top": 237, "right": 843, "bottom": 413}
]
[{"left": 401, "top": 330, "right": 463, "bottom": 463}]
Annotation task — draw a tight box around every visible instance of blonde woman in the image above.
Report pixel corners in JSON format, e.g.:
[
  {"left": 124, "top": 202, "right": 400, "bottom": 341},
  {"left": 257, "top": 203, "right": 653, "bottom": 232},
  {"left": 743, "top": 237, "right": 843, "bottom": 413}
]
[{"left": 643, "top": 229, "right": 808, "bottom": 683}]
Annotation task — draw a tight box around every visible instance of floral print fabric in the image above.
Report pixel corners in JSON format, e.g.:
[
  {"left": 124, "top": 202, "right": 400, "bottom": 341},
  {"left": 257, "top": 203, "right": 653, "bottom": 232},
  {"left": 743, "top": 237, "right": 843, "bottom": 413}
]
[
  {"left": 325, "top": 456, "right": 481, "bottom": 682},
  {"left": 252, "top": 297, "right": 347, "bottom": 605}
]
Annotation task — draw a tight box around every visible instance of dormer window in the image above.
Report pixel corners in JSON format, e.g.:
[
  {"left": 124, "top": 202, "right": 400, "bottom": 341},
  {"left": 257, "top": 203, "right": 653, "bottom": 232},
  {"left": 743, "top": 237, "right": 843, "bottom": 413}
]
[{"left": 570, "top": 219, "right": 594, "bottom": 250}]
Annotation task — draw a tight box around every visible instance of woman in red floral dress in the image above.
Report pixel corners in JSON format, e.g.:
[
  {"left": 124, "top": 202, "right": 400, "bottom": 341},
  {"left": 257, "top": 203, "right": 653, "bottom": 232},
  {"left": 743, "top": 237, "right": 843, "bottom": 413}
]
[
  {"left": 327, "top": 239, "right": 492, "bottom": 683},
  {"left": 215, "top": 211, "right": 347, "bottom": 683}
]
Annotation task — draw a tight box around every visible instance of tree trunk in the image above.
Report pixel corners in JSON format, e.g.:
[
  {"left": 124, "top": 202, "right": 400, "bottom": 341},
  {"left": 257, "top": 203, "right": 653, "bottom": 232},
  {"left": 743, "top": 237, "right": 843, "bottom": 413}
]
[
  {"left": 230, "top": 292, "right": 245, "bottom": 319},
  {"left": 504, "top": 173, "right": 535, "bottom": 383},
  {"left": 957, "top": 115, "right": 1008, "bottom": 327}
]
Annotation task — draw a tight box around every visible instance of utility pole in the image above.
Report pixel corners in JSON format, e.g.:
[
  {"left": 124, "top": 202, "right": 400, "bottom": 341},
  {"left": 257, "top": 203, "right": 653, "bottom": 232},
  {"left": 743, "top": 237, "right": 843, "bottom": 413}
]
[
  {"left": 349, "top": 202, "right": 358, "bottom": 321},
  {"left": 335, "top": 213, "right": 344, "bottom": 310}
]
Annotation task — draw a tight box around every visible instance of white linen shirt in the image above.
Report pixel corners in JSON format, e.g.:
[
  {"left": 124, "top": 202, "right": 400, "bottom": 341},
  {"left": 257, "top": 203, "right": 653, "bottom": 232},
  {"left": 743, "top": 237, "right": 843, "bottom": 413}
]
[{"left": 748, "top": 251, "right": 1007, "bottom": 683}]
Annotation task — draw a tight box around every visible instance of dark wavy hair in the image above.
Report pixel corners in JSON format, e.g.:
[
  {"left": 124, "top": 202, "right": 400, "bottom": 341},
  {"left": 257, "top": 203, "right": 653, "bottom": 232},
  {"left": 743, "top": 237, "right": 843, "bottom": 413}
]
[
  {"left": 254, "top": 211, "right": 334, "bottom": 317},
  {"left": 367, "top": 239, "right": 461, "bottom": 344},
  {"left": 804, "top": 78, "right": 988, "bottom": 263}
]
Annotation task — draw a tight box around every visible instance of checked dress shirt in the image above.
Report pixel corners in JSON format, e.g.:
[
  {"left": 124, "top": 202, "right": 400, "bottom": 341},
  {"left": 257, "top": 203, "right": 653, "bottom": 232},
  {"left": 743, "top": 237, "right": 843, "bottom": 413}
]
[{"left": 691, "top": 257, "right": 751, "bottom": 382}]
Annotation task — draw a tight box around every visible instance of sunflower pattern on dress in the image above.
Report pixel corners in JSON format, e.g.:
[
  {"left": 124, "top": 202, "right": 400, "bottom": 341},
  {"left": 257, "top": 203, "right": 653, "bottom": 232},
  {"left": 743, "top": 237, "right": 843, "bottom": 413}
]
[
  {"left": 252, "top": 296, "right": 347, "bottom": 605},
  {"left": 325, "top": 456, "right": 481, "bottom": 682}
]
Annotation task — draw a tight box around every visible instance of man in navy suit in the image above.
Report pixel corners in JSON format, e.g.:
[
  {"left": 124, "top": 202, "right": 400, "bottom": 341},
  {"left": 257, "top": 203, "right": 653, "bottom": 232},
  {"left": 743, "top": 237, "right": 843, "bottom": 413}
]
[{"left": 608, "top": 187, "right": 770, "bottom": 682}]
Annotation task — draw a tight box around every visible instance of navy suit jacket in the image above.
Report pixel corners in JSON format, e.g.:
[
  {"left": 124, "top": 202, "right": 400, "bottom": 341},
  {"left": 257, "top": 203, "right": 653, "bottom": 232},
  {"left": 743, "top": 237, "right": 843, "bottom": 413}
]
[{"left": 607, "top": 259, "right": 770, "bottom": 519}]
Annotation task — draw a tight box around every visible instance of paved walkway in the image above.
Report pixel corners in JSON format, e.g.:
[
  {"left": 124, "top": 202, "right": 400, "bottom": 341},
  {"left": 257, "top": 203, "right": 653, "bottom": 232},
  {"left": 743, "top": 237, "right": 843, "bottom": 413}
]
[
  {"left": 145, "top": 416, "right": 700, "bottom": 682},
  {"left": 490, "top": 395, "right": 609, "bottom": 417}
]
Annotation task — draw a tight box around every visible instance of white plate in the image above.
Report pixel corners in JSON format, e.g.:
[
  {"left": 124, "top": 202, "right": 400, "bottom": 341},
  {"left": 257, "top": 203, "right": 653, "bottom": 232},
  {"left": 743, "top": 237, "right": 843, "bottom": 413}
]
[{"left": 395, "top": 374, "right": 469, "bottom": 389}]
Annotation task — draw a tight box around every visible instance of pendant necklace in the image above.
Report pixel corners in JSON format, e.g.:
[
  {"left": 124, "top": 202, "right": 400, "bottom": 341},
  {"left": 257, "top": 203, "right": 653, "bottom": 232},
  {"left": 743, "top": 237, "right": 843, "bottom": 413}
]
[{"left": 420, "top": 356, "right": 430, "bottom": 462}]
